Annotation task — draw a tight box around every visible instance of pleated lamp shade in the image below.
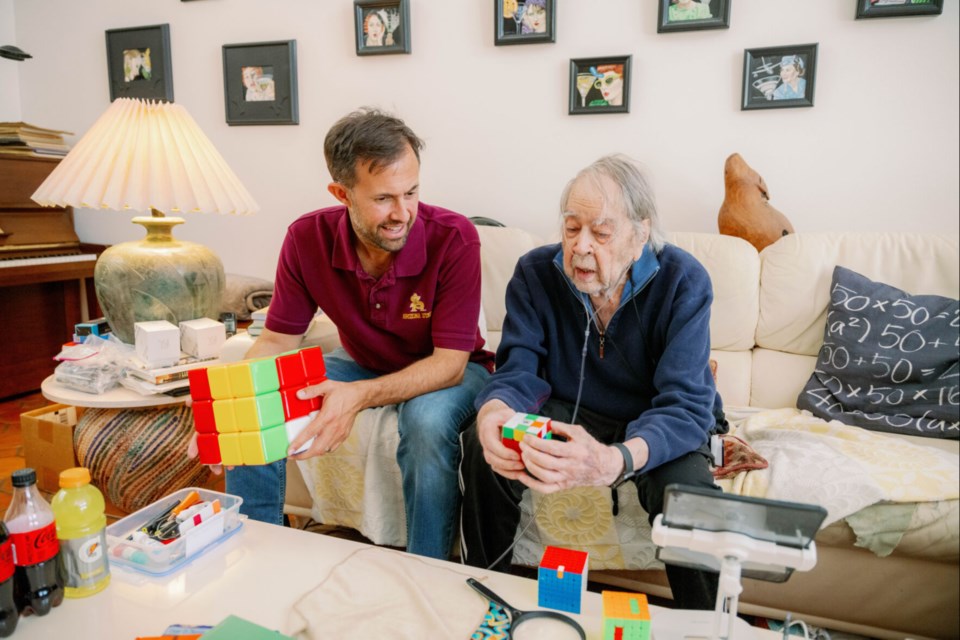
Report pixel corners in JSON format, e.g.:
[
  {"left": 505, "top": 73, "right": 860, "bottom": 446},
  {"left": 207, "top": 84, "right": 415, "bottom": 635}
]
[{"left": 30, "top": 98, "right": 259, "bottom": 344}]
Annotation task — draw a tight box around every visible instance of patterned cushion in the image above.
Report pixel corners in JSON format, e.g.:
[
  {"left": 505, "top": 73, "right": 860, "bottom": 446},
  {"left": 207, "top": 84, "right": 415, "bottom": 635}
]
[{"left": 74, "top": 405, "right": 209, "bottom": 513}]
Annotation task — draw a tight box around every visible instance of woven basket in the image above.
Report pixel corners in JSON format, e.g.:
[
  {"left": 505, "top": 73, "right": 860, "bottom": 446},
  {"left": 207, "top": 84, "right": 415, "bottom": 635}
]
[{"left": 74, "top": 404, "right": 209, "bottom": 513}]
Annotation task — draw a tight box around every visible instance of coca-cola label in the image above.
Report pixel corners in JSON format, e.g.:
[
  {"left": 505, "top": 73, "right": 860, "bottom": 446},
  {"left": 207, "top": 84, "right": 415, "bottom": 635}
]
[
  {"left": 0, "top": 538, "right": 13, "bottom": 582},
  {"left": 10, "top": 523, "right": 59, "bottom": 566}
]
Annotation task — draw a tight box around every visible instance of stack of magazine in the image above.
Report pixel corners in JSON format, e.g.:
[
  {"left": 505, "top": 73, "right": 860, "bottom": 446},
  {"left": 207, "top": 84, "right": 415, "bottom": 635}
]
[
  {"left": 121, "top": 354, "right": 219, "bottom": 396},
  {"left": 0, "top": 122, "right": 71, "bottom": 157}
]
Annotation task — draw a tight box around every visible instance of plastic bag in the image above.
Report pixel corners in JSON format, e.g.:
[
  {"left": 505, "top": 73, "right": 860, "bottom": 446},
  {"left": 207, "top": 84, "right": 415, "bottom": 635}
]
[{"left": 53, "top": 334, "right": 134, "bottom": 394}]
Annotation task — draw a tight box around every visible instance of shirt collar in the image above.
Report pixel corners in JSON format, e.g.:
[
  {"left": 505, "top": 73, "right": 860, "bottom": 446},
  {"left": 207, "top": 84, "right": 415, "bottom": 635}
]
[
  {"left": 331, "top": 205, "right": 427, "bottom": 277},
  {"left": 552, "top": 242, "right": 660, "bottom": 309}
]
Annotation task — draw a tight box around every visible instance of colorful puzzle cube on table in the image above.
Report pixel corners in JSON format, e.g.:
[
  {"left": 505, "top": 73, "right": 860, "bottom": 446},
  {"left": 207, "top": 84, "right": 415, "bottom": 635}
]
[
  {"left": 538, "top": 545, "right": 588, "bottom": 614},
  {"left": 500, "top": 412, "right": 553, "bottom": 456},
  {"left": 602, "top": 591, "right": 650, "bottom": 640},
  {"left": 188, "top": 346, "right": 327, "bottom": 466}
]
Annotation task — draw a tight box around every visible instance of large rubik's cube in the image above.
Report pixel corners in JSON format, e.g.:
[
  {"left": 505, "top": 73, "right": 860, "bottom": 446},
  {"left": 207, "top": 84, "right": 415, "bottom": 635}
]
[
  {"left": 500, "top": 412, "right": 553, "bottom": 459},
  {"left": 602, "top": 591, "right": 650, "bottom": 640},
  {"left": 188, "top": 346, "right": 327, "bottom": 466},
  {"left": 537, "top": 545, "right": 589, "bottom": 614}
]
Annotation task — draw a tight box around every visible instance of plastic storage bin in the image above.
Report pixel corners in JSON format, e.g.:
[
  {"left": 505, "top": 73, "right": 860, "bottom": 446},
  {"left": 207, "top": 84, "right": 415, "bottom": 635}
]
[{"left": 105, "top": 487, "right": 244, "bottom": 576}]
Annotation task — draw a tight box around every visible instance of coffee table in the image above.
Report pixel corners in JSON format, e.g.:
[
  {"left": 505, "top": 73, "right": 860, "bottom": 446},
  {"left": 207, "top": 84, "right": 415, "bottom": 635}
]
[{"left": 11, "top": 520, "right": 778, "bottom": 639}]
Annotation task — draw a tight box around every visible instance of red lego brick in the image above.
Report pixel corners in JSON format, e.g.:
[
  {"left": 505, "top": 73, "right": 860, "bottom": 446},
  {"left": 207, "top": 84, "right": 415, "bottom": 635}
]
[
  {"left": 188, "top": 367, "right": 212, "bottom": 401},
  {"left": 299, "top": 346, "right": 327, "bottom": 384},
  {"left": 276, "top": 353, "right": 307, "bottom": 390},
  {"left": 197, "top": 433, "right": 222, "bottom": 465},
  {"left": 192, "top": 399, "right": 217, "bottom": 434},
  {"left": 280, "top": 387, "right": 313, "bottom": 421}
]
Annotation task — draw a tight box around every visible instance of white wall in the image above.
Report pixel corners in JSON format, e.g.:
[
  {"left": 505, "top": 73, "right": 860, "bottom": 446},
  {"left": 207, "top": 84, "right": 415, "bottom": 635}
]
[
  {"left": 8, "top": 0, "right": 959, "bottom": 281},
  {"left": 0, "top": 0, "right": 22, "bottom": 120}
]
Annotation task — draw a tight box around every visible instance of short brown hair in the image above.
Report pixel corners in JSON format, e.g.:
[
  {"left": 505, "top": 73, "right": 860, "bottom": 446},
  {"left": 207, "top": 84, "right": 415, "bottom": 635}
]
[{"left": 323, "top": 108, "right": 424, "bottom": 188}]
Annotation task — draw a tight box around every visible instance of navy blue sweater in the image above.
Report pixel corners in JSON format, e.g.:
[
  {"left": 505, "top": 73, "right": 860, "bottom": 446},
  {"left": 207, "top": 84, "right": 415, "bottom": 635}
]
[{"left": 475, "top": 242, "right": 722, "bottom": 472}]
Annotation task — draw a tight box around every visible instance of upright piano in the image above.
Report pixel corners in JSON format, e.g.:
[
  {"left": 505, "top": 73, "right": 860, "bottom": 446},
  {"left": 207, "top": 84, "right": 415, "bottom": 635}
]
[{"left": 0, "top": 155, "right": 106, "bottom": 398}]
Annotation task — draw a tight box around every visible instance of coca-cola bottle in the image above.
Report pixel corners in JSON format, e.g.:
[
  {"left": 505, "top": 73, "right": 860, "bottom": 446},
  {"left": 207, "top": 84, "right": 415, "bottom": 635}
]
[
  {"left": 4, "top": 468, "right": 64, "bottom": 616},
  {"left": 0, "top": 522, "right": 18, "bottom": 637}
]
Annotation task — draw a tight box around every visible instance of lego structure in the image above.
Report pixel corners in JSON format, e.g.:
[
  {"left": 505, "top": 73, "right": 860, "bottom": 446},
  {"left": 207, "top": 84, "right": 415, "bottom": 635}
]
[
  {"left": 500, "top": 412, "right": 553, "bottom": 459},
  {"left": 188, "top": 346, "right": 327, "bottom": 466},
  {"left": 537, "top": 545, "right": 588, "bottom": 614},
  {"left": 602, "top": 591, "right": 650, "bottom": 640}
]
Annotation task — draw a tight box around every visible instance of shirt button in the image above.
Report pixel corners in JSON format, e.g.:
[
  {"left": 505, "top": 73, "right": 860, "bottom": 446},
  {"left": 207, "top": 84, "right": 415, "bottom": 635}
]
[{"left": 375, "top": 304, "right": 381, "bottom": 309}]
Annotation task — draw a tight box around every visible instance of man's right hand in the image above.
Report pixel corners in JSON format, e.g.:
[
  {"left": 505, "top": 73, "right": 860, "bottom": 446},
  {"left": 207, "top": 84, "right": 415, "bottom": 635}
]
[{"left": 476, "top": 399, "right": 526, "bottom": 479}]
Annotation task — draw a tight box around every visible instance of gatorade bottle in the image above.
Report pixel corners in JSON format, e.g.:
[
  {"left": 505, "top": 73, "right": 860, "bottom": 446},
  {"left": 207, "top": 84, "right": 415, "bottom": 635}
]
[
  {"left": 51, "top": 468, "right": 111, "bottom": 598},
  {"left": 3, "top": 468, "right": 64, "bottom": 616},
  {"left": 0, "top": 523, "right": 18, "bottom": 637}
]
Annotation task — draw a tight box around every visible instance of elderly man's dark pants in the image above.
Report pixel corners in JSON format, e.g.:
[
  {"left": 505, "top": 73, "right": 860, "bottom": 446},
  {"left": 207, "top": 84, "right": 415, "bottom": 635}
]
[{"left": 459, "top": 399, "right": 720, "bottom": 610}]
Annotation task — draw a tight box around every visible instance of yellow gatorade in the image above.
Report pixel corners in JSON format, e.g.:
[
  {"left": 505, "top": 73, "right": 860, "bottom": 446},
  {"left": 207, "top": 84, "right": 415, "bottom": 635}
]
[{"left": 51, "top": 468, "right": 111, "bottom": 598}]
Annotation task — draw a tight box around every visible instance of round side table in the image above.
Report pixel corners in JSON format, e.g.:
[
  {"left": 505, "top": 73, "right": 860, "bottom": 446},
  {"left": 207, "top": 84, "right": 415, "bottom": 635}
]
[{"left": 41, "top": 376, "right": 208, "bottom": 513}]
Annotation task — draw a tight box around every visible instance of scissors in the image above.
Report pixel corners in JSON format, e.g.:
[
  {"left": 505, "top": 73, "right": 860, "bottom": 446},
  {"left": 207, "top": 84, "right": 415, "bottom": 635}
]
[{"left": 466, "top": 578, "right": 586, "bottom": 640}]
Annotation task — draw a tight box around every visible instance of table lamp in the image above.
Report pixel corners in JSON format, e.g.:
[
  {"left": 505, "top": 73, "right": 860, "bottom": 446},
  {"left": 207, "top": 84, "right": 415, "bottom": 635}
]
[{"left": 30, "top": 98, "right": 259, "bottom": 344}]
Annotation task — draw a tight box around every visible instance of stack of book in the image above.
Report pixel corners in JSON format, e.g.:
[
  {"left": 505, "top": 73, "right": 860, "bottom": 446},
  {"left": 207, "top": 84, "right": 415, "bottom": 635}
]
[
  {"left": 0, "top": 121, "right": 71, "bottom": 157},
  {"left": 121, "top": 354, "right": 219, "bottom": 396}
]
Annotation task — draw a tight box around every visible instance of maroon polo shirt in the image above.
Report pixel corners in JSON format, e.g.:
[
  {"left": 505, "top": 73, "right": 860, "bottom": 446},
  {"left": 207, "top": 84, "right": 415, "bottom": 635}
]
[{"left": 266, "top": 202, "right": 494, "bottom": 375}]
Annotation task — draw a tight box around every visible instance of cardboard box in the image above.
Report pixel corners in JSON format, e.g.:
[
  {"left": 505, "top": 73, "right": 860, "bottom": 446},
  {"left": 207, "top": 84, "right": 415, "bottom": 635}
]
[
  {"left": 20, "top": 404, "right": 84, "bottom": 494},
  {"left": 180, "top": 318, "right": 226, "bottom": 359},
  {"left": 135, "top": 320, "right": 181, "bottom": 368}
]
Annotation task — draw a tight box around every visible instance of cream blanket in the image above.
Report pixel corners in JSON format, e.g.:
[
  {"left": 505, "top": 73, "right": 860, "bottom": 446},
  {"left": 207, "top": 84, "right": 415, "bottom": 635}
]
[{"left": 718, "top": 408, "right": 960, "bottom": 527}]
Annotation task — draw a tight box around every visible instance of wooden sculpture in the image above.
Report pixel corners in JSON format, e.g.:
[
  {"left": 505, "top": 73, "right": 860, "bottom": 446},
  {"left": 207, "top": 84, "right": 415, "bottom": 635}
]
[{"left": 718, "top": 153, "right": 795, "bottom": 252}]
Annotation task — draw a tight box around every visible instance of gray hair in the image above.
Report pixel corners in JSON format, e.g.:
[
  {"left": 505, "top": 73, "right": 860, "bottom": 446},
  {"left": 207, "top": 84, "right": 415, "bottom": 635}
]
[
  {"left": 323, "top": 107, "right": 424, "bottom": 188},
  {"left": 559, "top": 154, "right": 666, "bottom": 253}
]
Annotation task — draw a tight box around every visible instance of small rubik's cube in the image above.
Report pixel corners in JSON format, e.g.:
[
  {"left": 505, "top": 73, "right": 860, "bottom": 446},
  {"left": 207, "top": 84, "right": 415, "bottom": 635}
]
[
  {"left": 538, "top": 545, "right": 588, "bottom": 614},
  {"left": 500, "top": 412, "right": 553, "bottom": 458},
  {"left": 189, "top": 346, "right": 327, "bottom": 466},
  {"left": 602, "top": 591, "right": 650, "bottom": 640}
]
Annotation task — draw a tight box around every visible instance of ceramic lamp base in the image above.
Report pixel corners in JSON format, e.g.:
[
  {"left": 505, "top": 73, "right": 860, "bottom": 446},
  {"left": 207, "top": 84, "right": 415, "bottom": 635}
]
[{"left": 94, "top": 214, "right": 224, "bottom": 344}]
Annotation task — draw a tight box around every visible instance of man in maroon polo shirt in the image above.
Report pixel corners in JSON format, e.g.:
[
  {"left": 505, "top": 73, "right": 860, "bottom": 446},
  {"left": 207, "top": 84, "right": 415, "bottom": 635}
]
[{"left": 193, "top": 108, "right": 493, "bottom": 560}]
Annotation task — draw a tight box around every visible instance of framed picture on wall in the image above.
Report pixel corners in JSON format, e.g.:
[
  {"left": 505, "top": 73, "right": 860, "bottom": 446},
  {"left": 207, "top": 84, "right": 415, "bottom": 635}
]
[
  {"left": 222, "top": 40, "right": 299, "bottom": 125},
  {"left": 856, "top": 0, "right": 943, "bottom": 19},
  {"left": 354, "top": 0, "right": 411, "bottom": 55},
  {"left": 494, "top": 0, "right": 556, "bottom": 45},
  {"left": 741, "top": 43, "right": 818, "bottom": 111},
  {"left": 105, "top": 24, "right": 174, "bottom": 102},
  {"left": 658, "top": 0, "right": 731, "bottom": 33},
  {"left": 569, "top": 56, "right": 632, "bottom": 115}
]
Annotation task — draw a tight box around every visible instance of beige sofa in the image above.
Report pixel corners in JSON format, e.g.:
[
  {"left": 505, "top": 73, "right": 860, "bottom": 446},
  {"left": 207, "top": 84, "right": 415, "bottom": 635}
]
[{"left": 225, "top": 227, "right": 959, "bottom": 640}]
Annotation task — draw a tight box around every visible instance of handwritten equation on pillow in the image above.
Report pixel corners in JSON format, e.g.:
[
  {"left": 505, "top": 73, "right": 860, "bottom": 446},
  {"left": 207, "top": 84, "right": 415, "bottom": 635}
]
[{"left": 798, "top": 266, "right": 959, "bottom": 439}]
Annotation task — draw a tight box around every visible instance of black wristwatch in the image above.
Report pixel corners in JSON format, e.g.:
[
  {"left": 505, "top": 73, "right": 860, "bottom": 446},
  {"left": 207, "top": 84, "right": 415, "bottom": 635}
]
[{"left": 609, "top": 442, "right": 636, "bottom": 489}]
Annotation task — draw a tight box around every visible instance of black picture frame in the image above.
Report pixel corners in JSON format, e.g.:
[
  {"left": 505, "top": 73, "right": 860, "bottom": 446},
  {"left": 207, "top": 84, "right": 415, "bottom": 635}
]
[
  {"left": 569, "top": 56, "right": 632, "bottom": 115},
  {"left": 741, "top": 43, "right": 818, "bottom": 111},
  {"left": 105, "top": 24, "right": 174, "bottom": 102},
  {"left": 657, "top": 0, "right": 731, "bottom": 33},
  {"left": 856, "top": 0, "right": 943, "bottom": 19},
  {"left": 494, "top": 0, "right": 557, "bottom": 46},
  {"left": 222, "top": 40, "right": 299, "bottom": 126},
  {"left": 354, "top": 0, "right": 411, "bottom": 56}
]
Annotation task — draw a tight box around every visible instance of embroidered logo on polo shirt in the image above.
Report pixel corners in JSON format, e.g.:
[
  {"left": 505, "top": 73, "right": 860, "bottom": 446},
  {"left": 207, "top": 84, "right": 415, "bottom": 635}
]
[{"left": 403, "top": 293, "right": 431, "bottom": 319}]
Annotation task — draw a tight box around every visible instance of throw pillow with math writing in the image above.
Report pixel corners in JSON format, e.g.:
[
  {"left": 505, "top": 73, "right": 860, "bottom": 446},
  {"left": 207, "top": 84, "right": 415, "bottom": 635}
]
[{"left": 798, "top": 265, "right": 959, "bottom": 439}]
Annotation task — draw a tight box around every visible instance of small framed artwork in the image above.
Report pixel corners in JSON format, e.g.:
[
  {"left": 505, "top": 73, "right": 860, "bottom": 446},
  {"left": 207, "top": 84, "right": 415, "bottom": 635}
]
[
  {"left": 569, "top": 56, "right": 632, "bottom": 115},
  {"left": 105, "top": 24, "right": 174, "bottom": 102},
  {"left": 222, "top": 40, "right": 299, "bottom": 126},
  {"left": 658, "top": 0, "right": 731, "bottom": 33},
  {"left": 856, "top": 0, "right": 943, "bottom": 19},
  {"left": 354, "top": 0, "right": 411, "bottom": 56},
  {"left": 741, "top": 43, "right": 818, "bottom": 111},
  {"left": 494, "top": 0, "right": 557, "bottom": 46}
]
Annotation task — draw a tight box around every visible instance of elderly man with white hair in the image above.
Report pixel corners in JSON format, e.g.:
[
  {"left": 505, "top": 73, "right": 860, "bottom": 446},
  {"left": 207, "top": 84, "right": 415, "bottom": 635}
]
[{"left": 459, "top": 153, "right": 727, "bottom": 610}]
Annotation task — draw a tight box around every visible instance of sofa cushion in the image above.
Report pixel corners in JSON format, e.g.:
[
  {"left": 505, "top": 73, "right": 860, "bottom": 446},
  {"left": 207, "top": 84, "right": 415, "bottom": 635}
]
[
  {"left": 757, "top": 232, "right": 960, "bottom": 356},
  {"left": 797, "top": 266, "right": 959, "bottom": 439}
]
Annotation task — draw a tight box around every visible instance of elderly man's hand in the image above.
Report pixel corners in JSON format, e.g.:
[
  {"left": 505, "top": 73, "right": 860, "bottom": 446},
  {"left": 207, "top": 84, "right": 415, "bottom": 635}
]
[
  {"left": 476, "top": 399, "right": 526, "bottom": 480},
  {"left": 516, "top": 421, "right": 639, "bottom": 494}
]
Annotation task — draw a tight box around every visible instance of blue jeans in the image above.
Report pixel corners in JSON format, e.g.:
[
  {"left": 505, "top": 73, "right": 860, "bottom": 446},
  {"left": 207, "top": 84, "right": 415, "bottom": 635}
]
[{"left": 226, "top": 348, "right": 489, "bottom": 560}]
